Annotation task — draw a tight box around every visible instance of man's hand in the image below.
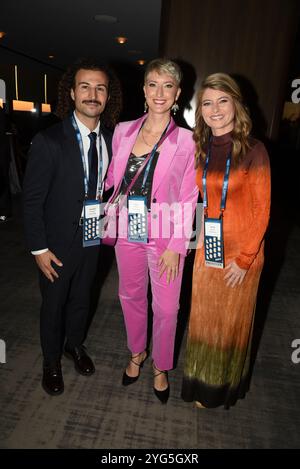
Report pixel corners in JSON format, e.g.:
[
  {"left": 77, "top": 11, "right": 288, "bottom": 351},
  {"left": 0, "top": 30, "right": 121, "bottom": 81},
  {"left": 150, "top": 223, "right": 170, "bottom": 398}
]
[
  {"left": 224, "top": 260, "right": 247, "bottom": 287},
  {"left": 158, "top": 249, "right": 180, "bottom": 284},
  {"left": 35, "top": 251, "right": 63, "bottom": 283}
]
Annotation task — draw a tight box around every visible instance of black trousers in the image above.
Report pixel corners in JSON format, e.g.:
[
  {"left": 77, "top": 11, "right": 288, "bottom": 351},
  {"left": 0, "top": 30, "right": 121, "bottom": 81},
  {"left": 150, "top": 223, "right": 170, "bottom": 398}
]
[{"left": 39, "top": 227, "right": 100, "bottom": 363}]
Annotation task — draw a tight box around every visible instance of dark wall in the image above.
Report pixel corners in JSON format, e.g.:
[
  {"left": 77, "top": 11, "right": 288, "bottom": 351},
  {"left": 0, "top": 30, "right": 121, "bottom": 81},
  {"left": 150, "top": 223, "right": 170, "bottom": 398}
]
[
  {"left": 0, "top": 46, "right": 146, "bottom": 124},
  {"left": 0, "top": 47, "right": 62, "bottom": 105},
  {"left": 159, "top": 0, "right": 300, "bottom": 140}
]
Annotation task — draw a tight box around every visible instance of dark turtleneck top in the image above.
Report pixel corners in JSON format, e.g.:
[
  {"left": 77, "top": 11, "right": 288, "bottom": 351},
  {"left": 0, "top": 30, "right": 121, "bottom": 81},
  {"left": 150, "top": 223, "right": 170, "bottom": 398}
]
[{"left": 196, "top": 131, "right": 271, "bottom": 270}]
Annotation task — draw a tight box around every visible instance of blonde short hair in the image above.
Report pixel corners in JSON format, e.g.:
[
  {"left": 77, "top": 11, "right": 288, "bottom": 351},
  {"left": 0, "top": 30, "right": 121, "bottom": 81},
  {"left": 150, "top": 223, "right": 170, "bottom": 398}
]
[{"left": 144, "top": 58, "right": 182, "bottom": 86}]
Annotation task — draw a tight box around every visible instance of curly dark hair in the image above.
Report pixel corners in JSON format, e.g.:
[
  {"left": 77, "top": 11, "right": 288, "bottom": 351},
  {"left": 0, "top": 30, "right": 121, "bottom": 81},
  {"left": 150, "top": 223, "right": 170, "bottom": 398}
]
[{"left": 55, "top": 58, "right": 122, "bottom": 129}]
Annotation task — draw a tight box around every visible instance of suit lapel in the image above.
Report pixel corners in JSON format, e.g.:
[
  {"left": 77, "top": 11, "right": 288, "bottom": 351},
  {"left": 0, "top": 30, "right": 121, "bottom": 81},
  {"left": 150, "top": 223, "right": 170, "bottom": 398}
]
[
  {"left": 112, "top": 115, "right": 179, "bottom": 195},
  {"left": 114, "top": 115, "right": 148, "bottom": 188},
  {"left": 152, "top": 120, "right": 179, "bottom": 195},
  {"left": 62, "top": 117, "right": 85, "bottom": 197},
  {"left": 101, "top": 124, "right": 112, "bottom": 161}
]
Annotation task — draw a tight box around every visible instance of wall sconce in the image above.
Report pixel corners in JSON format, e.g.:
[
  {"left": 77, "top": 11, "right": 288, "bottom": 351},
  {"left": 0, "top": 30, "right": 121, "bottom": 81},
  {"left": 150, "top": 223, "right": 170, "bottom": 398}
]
[
  {"left": 42, "top": 74, "right": 51, "bottom": 113},
  {"left": 12, "top": 100, "right": 35, "bottom": 112},
  {"left": 13, "top": 65, "right": 36, "bottom": 112},
  {"left": 42, "top": 104, "right": 51, "bottom": 113},
  {"left": 116, "top": 36, "right": 127, "bottom": 44}
]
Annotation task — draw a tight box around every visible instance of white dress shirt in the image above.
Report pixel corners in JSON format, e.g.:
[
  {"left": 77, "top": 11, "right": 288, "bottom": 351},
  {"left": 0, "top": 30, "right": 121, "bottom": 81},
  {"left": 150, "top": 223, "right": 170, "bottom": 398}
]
[{"left": 32, "top": 112, "right": 109, "bottom": 255}]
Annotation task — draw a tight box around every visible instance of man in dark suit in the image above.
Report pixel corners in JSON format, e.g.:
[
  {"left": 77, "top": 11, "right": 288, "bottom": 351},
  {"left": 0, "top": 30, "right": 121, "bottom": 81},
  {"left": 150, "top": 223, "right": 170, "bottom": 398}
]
[{"left": 23, "top": 58, "right": 121, "bottom": 396}]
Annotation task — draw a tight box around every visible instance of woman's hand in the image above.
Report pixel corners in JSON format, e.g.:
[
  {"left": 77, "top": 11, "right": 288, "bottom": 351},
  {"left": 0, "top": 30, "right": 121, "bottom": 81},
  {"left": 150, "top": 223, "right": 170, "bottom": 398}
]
[
  {"left": 224, "top": 260, "right": 247, "bottom": 287},
  {"left": 158, "top": 249, "right": 180, "bottom": 284}
]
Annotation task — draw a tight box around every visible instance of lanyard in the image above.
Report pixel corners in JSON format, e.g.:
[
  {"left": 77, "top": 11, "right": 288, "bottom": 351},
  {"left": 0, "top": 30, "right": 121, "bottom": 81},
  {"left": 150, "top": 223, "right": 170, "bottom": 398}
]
[
  {"left": 140, "top": 120, "right": 171, "bottom": 191},
  {"left": 71, "top": 115, "right": 103, "bottom": 200},
  {"left": 124, "top": 119, "right": 175, "bottom": 193},
  {"left": 202, "top": 142, "right": 232, "bottom": 217}
]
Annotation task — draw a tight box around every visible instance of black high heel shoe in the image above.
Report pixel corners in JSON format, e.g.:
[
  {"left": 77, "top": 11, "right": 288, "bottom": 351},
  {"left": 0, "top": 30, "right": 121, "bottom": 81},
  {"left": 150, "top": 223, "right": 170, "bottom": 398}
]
[
  {"left": 122, "top": 351, "right": 148, "bottom": 386},
  {"left": 153, "top": 363, "right": 170, "bottom": 404}
]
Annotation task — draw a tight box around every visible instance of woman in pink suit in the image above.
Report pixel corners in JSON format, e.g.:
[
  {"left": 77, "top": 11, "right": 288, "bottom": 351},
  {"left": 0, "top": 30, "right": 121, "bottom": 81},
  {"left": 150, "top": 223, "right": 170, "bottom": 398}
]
[{"left": 105, "top": 58, "right": 198, "bottom": 403}]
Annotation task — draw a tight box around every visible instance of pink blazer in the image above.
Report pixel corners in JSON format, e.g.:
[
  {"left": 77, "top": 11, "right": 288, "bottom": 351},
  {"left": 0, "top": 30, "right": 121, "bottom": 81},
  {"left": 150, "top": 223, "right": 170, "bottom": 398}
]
[{"left": 105, "top": 115, "right": 198, "bottom": 256}]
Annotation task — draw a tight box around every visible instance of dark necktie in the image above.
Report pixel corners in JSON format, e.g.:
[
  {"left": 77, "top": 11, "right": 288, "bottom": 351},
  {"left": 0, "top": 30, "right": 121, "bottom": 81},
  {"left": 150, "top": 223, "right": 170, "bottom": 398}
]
[{"left": 87, "top": 132, "right": 98, "bottom": 199}]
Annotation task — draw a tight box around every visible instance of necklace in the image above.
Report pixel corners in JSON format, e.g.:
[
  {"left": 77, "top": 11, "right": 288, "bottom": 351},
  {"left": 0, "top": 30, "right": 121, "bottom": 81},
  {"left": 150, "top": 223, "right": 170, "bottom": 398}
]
[{"left": 141, "top": 126, "right": 158, "bottom": 147}]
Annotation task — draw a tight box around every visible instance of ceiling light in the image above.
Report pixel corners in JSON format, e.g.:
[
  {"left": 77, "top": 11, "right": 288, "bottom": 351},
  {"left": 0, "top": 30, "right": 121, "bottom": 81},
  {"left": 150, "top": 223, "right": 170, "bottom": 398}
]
[
  {"left": 137, "top": 60, "right": 146, "bottom": 66},
  {"left": 116, "top": 36, "right": 127, "bottom": 45},
  {"left": 94, "top": 15, "right": 117, "bottom": 23},
  {"left": 48, "top": 55, "right": 54, "bottom": 59},
  {"left": 0, "top": 32, "right": 6, "bottom": 39}
]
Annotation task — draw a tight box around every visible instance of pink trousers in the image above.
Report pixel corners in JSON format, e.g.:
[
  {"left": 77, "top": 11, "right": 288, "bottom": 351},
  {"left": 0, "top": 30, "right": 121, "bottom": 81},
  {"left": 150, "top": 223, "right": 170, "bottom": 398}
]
[{"left": 115, "top": 237, "right": 185, "bottom": 370}]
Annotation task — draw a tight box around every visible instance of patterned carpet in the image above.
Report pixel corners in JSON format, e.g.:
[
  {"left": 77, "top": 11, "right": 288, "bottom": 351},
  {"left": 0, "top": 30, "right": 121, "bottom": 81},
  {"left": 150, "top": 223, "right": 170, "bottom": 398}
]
[{"left": 0, "top": 197, "right": 299, "bottom": 449}]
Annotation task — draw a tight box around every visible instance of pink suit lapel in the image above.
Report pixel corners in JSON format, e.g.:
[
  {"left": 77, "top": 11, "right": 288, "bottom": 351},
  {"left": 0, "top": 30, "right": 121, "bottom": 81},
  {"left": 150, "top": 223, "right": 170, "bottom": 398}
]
[
  {"left": 151, "top": 118, "right": 179, "bottom": 196},
  {"left": 114, "top": 115, "right": 148, "bottom": 188}
]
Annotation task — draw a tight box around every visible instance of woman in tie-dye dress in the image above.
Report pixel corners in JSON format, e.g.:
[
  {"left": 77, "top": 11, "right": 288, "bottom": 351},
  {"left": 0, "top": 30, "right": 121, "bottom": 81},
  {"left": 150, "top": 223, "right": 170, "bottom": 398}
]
[{"left": 181, "top": 73, "right": 271, "bottom": 408}]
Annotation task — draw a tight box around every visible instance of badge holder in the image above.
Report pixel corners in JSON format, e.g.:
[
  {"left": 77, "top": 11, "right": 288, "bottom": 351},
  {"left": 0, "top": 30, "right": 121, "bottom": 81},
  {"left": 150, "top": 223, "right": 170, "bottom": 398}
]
[
  {"left": 202, "top": 144, "right": 231, "bottom": 269},
  {"left": 83, "top": 200, "right": 101, "bottom": 247},
  {"left": 204, "top": 216, "right": 224, "bottom": 268},
  {"left": 127, "top": 195, "right": 148, "bottom": 243}
]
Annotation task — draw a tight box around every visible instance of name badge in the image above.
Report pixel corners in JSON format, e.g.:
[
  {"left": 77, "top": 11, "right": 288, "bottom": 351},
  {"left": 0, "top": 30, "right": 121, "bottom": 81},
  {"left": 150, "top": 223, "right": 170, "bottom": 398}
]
[
  {"left": 127, "top": 195, "right": 148, "bottom": 243},
  {"left": 83, "top": 200, "right": 101, "bottom": 247},
  {"left": 204, "top": 217, "right": 224, "bottom": 268}
]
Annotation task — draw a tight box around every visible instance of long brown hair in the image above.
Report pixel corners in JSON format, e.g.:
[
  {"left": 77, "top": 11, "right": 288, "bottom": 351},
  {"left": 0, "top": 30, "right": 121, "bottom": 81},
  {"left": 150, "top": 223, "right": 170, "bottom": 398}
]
[{"left": 194, "top": 73, "right": 252, "bottom": 167}]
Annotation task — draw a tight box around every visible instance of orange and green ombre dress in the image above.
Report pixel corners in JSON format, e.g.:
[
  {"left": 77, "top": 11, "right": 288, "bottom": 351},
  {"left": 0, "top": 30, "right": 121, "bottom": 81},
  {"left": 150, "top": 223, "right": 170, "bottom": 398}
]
[{"left": 181, "top": 132, "right": 271, "bottom": 408}]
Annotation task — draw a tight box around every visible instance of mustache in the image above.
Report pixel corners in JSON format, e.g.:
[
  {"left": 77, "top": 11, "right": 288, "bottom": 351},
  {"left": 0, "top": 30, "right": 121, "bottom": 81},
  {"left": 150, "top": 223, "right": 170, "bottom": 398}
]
[{"left": 82, "top": 100, "right": 102, "bottom": 105}]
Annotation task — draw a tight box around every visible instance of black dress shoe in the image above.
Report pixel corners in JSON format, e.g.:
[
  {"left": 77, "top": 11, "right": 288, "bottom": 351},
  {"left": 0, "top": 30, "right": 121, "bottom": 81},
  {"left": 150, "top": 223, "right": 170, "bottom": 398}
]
[
  {"left": 42, "top": 361, "right": 64, "bottom": 396},
  {"left": 64, "top": 345, "right": 95, "bottom": 376}
]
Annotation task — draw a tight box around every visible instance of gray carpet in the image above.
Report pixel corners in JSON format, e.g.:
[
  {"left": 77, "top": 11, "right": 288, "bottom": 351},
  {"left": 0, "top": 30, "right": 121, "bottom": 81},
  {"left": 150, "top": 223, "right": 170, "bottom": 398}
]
[{"left": 0, "top": 196, "right": 299, "bottom": 449}]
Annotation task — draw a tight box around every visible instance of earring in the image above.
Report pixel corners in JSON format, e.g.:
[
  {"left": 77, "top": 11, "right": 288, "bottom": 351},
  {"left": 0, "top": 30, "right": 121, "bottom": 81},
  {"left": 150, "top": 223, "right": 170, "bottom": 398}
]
[
  {"left": 144, "top": 101, "right": 148, "bottom": 113},
  {"left": 171, "top": 102, "right": 179, "bottom": 115}
]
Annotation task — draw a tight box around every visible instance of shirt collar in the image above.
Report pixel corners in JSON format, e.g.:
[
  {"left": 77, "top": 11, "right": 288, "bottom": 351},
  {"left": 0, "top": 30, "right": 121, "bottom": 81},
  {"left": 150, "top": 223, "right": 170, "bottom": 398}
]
[{"left": 73, "top": 111, "right": 100, "bottom": 137}]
